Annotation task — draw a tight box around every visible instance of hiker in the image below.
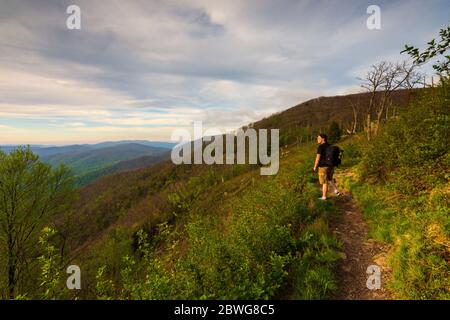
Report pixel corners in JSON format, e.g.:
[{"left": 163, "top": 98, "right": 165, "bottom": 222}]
[{"left": 313, "top": 133, "right": 340, "bottom": 200}]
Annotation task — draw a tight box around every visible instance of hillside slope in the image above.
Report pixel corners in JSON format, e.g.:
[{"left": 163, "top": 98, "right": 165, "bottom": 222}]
[
  {"left": 42, "top": 143, "right": 170, "bottom": 186},
  {"left": 253, "top": 89, "right": 419, "bottom": 130},
  {"left": 38, "top": 86, "right": 449, "bottom": 300},
  {"left": 62, "top": 143, "right": 343, "bottom": 299},
  {"left": 53, "top": 89, "right": 427, "bottom": 299},
  {"left": 67, "top": 88, "right": 421, "bottom": 245}
]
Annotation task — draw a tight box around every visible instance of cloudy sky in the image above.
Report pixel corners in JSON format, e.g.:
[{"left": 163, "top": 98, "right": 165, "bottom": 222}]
[{"left": 0, "top": 0, "right": 448, "bottom": 144}]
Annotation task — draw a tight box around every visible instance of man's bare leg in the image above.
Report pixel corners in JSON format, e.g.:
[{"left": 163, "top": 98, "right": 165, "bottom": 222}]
[
  {"left": 322, "top": 183, "right": 328, "bottom": 199},
  {"left": 330, "top": 178, "right": 339, "bottom": 194}
]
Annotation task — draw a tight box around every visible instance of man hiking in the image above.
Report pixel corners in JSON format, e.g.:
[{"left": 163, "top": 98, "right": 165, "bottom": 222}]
[{"left": 313, "top": 133, "right": 340, "bottom": 200}]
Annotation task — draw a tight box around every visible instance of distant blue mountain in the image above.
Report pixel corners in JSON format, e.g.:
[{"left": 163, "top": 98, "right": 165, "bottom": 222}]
[
  {"left": 0, "top": 140, "right": 175, "bottom": 186},
  {"left": 91, "top": 140, "right": 176, "bottom": 149},
  {"left": 0, "top": 140, "right": 176, "bottom": 155}
]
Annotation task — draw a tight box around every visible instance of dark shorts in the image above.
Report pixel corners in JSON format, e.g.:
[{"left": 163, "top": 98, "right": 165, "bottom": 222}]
[{"left": 318, "top": 166, "right": 334, "bottom": 185}]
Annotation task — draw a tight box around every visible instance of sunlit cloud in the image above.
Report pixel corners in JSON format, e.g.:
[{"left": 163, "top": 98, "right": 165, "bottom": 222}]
[{"left": 0, "top": 0, "right": 448, "bottom": 144}]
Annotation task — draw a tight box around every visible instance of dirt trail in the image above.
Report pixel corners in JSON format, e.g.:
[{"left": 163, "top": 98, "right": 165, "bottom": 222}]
[{"left": 329, "top": 173, "right": 393, "bottom": 300}]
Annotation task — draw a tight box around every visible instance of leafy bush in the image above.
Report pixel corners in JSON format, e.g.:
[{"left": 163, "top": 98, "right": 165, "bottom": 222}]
[
  {"left": 345, "top": 81, "right": 450, "bottom": 299},
  {"left": 360, "top": 82, "right": 449, "bottom": 192},
  {"left": 37, "top": 227, "right": 61, "bottom": 300},
  {"left": 94, "top": 148, "right": 342, "bottom": 300},
  {"left": 328, "top": 121, "right": 342, "bottom": 144}
]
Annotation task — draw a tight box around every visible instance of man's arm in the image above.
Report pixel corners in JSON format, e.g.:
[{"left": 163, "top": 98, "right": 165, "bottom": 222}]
[{"left": 313, "top": 154, "right": 320, "bottom": 171}]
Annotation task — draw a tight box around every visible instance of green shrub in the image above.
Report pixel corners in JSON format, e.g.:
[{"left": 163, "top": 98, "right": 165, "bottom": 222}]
[
  {"left": 95, "top": 147, "right": 342, "bottom": 300},
  {"left": 344, "top": 82, "right": 450, "bottom": 299},
  {"left": 360, "top": 83, "right": 449, "bottom": 192}
]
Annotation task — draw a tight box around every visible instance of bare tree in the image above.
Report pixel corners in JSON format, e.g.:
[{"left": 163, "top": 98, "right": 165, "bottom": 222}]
[
  {"left": 358, "top": 61, "right": 422, "bottom": 139},
  {"left": 346, "top": 96, "right": 362, "bottom": 135},
  {"left": 403, "top": 66, "right": 424, "bottom": 89},
  {"left": 358, "top": 61, "right": 389, "bottom": 140}
]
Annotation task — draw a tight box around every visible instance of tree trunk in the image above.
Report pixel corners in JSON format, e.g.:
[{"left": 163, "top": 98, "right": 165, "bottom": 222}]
[
  {"left": 352, "top": 106, "right": 358, "bottom": 133},
  {"left": 366, "top": 113, "right": 372, "bottom": 141},
  {"left": 7, "top": 232, "right": 16, "bottom": 299},
  {"left": 374, "top": 94, "right": 391, "bottom": 136}
]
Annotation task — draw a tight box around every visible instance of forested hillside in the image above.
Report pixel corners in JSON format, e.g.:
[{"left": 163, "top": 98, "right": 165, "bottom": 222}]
[
  {"left": 1, "top": 24, "right": 449, "bottom": 299},
  {"left": 0, "top": 142, "right": 173, "bottom": 187},
  {"left": 4, "top": 82, "right": 448, "bottom": 299},
  {"left": 1, "top": 0, "right": 449, "bottom": 306}
]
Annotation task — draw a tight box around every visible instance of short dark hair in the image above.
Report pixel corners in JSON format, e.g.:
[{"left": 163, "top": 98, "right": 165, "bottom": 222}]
[{"left": 318, "top": 133, "right": 328, "bottom": 143}]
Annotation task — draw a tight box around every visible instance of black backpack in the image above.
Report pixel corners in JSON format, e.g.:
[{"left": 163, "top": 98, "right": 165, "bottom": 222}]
[{"left": 325, "top": 145, "right": 342, "bottom": 167}]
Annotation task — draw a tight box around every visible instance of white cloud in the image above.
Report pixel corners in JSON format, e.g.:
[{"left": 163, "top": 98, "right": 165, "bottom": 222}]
[
  {"left": 0, "top": 0, "right": 447, "bottom": 144},
  {"left": 67, "top": 122, "right": 87, "bottom": 127}
]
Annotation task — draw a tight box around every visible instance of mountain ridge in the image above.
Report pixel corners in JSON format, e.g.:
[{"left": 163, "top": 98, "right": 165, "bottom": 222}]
[{"left": 65, "top": 88, "right": 422, "bottom": 258}]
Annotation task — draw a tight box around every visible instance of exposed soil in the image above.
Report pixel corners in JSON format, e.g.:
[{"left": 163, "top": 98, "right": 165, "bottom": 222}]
[{"left": 329, "top": 184, "right": 393, "bottom": 300}]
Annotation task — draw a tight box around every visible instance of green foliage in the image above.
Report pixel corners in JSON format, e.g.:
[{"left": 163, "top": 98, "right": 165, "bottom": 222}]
[
  {"left": 169, "top": 159, "right": 340, "bottom": 300},
  {"left": 112, "top": 227, "right": 175, "bottom": 300},
  {"left": 278, "top": 126, "right": 317, "bottom": 147},
  {"left": 402, "top": 24, "right": 450, "bottom": 75},
  {"left": 167, "top": 170, "right": 220, "bottom": 216},
  {"left": 342, "top": 82, "right": 450, "bottom": 299},
  {"left": 389, "top": 229, "right": 449, "bottom": 299},
  {"left": 176, "top": 181, "right": 297, "bottom": 299},
  {"left": 37, "top": 227, "right": 61, "bottom": 300},
  {"left": 42, "top": 144, "right": 169, "bottom": 187},
  {"left": 328, "top": 121, "right": 342, "bottom": 144},
  {"left": 95, "top": 266, "right": 115, "bottom": 300},
  {"left": 94, "top": 147, "right": 342, "bottom": 300},
  {"left": 339, "top": 140, "right": 363, "bottom": 168},
  {"left": 0, "top": 146, "right": 77, "bottom": 299},
  {"left": 360, "top": 82, "right": 449, "bottom": 192},
  {"left": 289, "top": 215, "right": 343, "bottom": 299},
  {"left": 345, "top": 181, "right": 449, "bottom": 299}
]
